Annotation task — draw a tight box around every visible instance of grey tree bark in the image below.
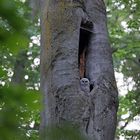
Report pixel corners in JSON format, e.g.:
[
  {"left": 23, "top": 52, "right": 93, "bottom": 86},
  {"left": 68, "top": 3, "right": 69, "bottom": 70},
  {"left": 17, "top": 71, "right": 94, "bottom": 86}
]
[{"left": 40, "top": 0, "right": 118, "bottom": 140}]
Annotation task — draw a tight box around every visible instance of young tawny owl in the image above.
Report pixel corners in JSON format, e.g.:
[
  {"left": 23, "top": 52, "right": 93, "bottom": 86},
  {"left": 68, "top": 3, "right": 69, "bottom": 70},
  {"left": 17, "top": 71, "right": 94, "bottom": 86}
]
[{"left": 80, "top": 78, "right": 90, "bottom": 94}]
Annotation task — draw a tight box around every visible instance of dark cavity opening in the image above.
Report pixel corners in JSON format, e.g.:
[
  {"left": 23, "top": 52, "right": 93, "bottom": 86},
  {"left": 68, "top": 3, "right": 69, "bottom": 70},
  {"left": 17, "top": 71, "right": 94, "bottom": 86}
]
[{"left": 78, "top": 21, "right": 93, "bottom": 79}]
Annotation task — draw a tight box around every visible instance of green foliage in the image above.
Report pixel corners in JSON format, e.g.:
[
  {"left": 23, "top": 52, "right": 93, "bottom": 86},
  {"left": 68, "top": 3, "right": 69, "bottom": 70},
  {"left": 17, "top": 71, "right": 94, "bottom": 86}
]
[
  {"left": 0, "top": 0, "right": 29, "bottom": 54},
  {"left": 0, "top": 0, "right": 40, "bottom": 139},
  {"left": 0, "top": 85, "right": 40, "bottom": 140}
]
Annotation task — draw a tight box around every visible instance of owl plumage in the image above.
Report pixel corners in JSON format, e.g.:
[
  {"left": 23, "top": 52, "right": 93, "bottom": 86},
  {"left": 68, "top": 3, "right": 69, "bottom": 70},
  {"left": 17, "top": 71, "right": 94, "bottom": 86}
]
[{"left": 80, "top": 78, "right": 90, "bottom": 94}]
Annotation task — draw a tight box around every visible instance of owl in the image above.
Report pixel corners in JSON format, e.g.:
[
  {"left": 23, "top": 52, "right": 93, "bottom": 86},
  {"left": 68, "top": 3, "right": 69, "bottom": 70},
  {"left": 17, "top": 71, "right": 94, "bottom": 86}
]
[{"left": 80, "top": 78, "right": 90, "bottom": 94}]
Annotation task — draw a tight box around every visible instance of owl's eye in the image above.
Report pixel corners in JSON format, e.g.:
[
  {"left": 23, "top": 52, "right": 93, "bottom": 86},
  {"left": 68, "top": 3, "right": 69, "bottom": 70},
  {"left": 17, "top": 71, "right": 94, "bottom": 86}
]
[{"left": 82, "top": 80, "right": 88, "bottom": 83}]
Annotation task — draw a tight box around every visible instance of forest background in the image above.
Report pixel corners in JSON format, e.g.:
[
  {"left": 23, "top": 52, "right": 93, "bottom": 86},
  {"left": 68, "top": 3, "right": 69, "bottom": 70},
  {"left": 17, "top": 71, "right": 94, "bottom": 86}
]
[{"left": 0, "top": 0, "right": 140, "bottom": 140}]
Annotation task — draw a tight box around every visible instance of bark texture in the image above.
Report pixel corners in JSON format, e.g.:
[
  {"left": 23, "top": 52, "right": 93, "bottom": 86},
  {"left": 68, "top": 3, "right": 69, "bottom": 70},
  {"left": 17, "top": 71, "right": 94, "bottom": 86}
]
[
  {"left": 40, "top": 0, "right": 118, "bottom": 140},
  {"left": 85, "top": 0, "right": 118, "bottom": 139}
]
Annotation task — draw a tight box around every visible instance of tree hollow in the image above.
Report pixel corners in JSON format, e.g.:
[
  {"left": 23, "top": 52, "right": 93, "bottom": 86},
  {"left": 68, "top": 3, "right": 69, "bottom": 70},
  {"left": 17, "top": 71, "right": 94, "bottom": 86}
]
[{"left": 78, "top": 21, "right": 93, "bottom": 78}]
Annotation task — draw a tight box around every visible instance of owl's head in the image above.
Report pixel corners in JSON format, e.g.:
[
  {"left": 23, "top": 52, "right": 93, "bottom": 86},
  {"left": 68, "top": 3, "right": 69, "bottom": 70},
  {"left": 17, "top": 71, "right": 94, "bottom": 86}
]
[{"left": 80, "top": 78, "right": 90, "bottom": 86}]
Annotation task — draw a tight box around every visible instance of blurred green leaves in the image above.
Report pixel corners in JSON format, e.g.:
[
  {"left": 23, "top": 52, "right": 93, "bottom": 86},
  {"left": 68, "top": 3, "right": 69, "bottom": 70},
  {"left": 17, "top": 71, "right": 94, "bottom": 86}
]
[
  {"left": 0, "top": 0, "right": 40, "bottom": 139},
  {"left": 0, "top": 0, "right": 25, "bottom": 31},
  {"left": 0, "top": 0, "right": 29, "bottom": 54},
  {"left": 0, "top": 85, "right": 40, "bottom": 140}
]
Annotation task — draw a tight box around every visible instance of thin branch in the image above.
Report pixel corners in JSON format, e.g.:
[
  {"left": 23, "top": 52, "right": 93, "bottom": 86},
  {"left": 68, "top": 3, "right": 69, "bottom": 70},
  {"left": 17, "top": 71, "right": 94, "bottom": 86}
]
[{"left": 80, "top": 27, "right": 93, "bottom": 33}]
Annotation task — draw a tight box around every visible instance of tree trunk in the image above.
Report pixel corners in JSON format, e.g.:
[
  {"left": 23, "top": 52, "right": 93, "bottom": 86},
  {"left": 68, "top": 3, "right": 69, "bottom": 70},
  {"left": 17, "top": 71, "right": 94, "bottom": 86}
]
[
  {"left": 28, "top": 0, "right": 39, "bottom": 20},
  {"left": 40, "top": 0, "right": 118, "bottom": 140},
  {"left": 12, "top": 50, "right": 27, "bottom": 84}
]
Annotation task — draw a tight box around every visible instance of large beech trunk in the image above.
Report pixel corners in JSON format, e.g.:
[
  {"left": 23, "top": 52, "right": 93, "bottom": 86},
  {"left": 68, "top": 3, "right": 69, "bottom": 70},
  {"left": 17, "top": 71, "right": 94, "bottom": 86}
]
[{"left": 40, "top": 0, "right": 118, "bottom": 140}]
